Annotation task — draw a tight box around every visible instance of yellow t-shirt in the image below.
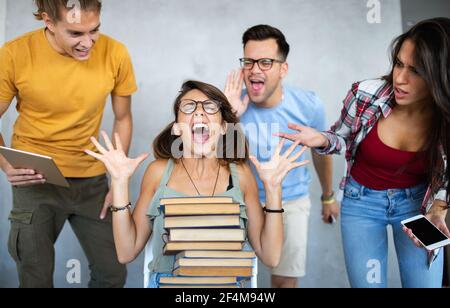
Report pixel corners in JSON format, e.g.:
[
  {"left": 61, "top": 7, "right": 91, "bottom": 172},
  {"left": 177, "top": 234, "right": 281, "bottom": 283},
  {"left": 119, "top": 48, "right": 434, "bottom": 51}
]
[{"left": 0, "top": 28, "right": 137, "bottom": 177}]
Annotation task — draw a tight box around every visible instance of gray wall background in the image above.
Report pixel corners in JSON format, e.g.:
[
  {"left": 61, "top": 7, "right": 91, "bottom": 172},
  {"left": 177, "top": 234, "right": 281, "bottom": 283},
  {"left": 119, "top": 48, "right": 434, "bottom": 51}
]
[
  {"left": 0, "top": 0, "right": 432, "bottom": 288},
  {"left": 401, "top": 0, "right": 450, "bottom": 30},
  {"left": 0, "top": 0, "right": 5, "bottom": 44}
]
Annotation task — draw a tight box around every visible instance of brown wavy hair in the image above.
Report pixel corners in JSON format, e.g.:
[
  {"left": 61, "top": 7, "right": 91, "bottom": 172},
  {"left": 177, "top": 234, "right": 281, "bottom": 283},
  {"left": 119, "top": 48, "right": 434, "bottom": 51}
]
[
  {"left": 34, "top": 0, "right": 102, "bottom": 21},
  {"left": 153, "top": 80, "right": 249, "bottom": 165},
  {"left": 384, "top": 18, "right": 450, "bottom": 205}
]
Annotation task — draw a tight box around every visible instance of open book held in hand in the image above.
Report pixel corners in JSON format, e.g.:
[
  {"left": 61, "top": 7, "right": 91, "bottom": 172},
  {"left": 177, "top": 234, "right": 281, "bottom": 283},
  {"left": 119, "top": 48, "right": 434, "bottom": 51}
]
[{"left": 0, "top": 146, "right": 70, "bottom": 187}]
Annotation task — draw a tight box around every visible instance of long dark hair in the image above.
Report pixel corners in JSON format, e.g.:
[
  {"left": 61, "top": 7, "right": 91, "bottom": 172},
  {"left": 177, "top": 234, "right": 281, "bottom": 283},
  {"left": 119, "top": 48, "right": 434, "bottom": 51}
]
[
  {"left": 153, "top": 80, "right": 249, "bottom": 164},
  {"left": 385, "top": 18, "right": 450, "bottom": 205}
]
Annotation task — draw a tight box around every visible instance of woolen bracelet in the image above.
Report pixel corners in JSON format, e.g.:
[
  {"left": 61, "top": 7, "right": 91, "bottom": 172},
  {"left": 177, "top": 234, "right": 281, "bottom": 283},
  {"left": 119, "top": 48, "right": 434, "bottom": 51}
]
[
  {"left": 322, "top": 198, "right": 336, "bottom": 205},
  {"left": 321, "top": 191, "right": 336, "bottom": 205},
  {"left": 110, "top": 202, "right": 132, "bottom": 213},
  {"left": 263, "top": 207, "right": 284, "bottom": 213}
]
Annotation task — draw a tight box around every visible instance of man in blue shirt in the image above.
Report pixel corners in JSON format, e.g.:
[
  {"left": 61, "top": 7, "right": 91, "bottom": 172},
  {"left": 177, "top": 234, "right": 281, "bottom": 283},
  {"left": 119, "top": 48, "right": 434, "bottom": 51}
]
[{"left": 225, "top": 24, "right": 339, "bottom": 288}]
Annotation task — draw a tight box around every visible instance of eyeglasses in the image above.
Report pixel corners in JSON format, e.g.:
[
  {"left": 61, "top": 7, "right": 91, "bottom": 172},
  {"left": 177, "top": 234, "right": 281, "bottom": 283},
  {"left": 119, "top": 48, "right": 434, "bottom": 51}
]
[
  {"left": 239, "top": 58, "right": 284, "bottom": 71},
  {"left": 179, "top": 99, "right": 222, "bottom": 115}
]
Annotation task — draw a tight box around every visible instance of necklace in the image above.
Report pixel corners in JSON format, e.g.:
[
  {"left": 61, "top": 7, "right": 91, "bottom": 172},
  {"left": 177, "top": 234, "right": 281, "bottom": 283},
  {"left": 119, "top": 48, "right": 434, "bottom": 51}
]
[{"left": 181, "top": 159, "right": 221, "bottom": 196}]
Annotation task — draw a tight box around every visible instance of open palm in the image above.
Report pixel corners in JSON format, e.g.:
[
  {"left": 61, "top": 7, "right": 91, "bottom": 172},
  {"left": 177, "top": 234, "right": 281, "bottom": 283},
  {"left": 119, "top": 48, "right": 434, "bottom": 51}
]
[
  {"left": 250, "top": 139, "right": 310, "bottom": 188},
  {"left": 275, "top": 123, "right": 328, "bottom": 148},
  {"left": 224, "top": 69, "right": 250, "bottom": 117},
  {"left": 85, "top": 131, "right": 149, "bottom": 181}
]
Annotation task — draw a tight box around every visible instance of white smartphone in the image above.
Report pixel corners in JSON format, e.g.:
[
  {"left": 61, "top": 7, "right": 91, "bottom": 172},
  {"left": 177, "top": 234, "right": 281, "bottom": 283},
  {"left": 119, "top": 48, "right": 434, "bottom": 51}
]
[
  {"left": 328, "top": 215, "right": 337, "bottom": 224},
  {"left": 401, "top": 215, "right": 450, "bottom": 251}
]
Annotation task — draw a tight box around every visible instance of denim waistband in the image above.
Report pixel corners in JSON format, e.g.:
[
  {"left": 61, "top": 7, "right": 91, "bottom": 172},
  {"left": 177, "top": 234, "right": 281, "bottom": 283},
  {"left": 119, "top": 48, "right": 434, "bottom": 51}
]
[{"left": 347, "top": 176, "right": 427, "bottom": 198}]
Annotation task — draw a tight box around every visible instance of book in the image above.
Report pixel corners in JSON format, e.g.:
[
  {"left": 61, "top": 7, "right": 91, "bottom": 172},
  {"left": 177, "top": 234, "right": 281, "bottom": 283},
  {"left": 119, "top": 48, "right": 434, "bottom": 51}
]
[
  {"left": 169, "top": 229, "right": 245, "bottom": 242},
  {"left": 164, "top": 215, "right": 241, "bottom": 229},
  {"left": 160, "top": 196, "right": 234, "bottom": 205},
  {"left": 175, "top": 258, "right": 253, "bottom": 268},
  {"left": 159, "top": 276, "right": 238, "bottom": 285},
  {"left": 176, "top": 250, "right": 256, "bottom": 259},
  {"left": 173, "top": 266, "right": 253, "bottom": 277},
  {"left": 164, "top": 242, "right": 244, "bottom": 254},
  {"left": 164, "top": 203, "right": 240, "bottom": 216}
]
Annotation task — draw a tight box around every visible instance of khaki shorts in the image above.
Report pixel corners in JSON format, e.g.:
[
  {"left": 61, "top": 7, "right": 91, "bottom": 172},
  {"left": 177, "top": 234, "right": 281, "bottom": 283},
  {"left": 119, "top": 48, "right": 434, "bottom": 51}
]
[{"left": 264, "top": 195, "right": 311, "bottom": 278}]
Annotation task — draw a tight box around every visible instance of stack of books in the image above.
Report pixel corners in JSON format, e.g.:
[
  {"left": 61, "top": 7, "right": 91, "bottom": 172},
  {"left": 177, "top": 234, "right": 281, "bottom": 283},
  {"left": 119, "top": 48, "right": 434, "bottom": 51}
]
[{"left": 160, "top": 196, "right": 256, "bottom": 288}]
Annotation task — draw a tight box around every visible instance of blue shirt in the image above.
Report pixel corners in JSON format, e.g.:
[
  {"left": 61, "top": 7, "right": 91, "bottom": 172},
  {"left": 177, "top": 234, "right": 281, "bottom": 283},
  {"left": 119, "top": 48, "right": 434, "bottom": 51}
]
[{"left": 240, "top": 85, "right": 327, "bottom": 202}]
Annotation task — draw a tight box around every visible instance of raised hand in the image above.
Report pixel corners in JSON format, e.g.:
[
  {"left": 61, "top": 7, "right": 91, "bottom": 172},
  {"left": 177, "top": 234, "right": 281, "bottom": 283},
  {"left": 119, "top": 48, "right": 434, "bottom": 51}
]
[
  {"left": 85, "top": 131, "right": 149, "bottom": 181},
  {"left": 224, "top": 69, "right": 250, "bottom": 117},
  {"left": 249, "top": 139, "right": 310, "bottom": 189},
  {"left": 275, "top": 123, "right": 329, "bottom": 149}
]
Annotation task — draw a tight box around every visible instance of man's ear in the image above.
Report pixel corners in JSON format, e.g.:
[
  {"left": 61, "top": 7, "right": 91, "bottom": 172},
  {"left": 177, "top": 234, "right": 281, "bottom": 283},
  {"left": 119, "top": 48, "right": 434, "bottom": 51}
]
[
  {"left": 172, "top": 123, "right": 182, "bottom": 136},
  {"left": 42, "top": 12, "right": 56, "bottom": 32},
  {"left": 280, "top": 61, "right": 289, "bottom": 79}
]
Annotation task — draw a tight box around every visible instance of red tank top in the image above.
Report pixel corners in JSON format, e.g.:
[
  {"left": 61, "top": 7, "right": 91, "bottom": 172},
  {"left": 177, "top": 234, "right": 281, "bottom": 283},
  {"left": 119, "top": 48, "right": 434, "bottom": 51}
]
[{"left": 351, "top": 122, "right": 427, "bottom": 190}]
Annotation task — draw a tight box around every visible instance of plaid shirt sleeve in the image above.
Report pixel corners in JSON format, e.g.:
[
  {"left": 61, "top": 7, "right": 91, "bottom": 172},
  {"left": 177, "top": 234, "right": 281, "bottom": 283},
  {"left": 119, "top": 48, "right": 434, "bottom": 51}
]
[
  {"left": 435, "top": 154, "right": 448, "bottom": 203},
  {"left": 315, "top": 82, "right": 360, "bottom": 155},
  {"left": 425, "top": 182, "right": 448, "bottom": 213},
  {"left": 435, "top": 187, "right": 448, "bottom": 202}
]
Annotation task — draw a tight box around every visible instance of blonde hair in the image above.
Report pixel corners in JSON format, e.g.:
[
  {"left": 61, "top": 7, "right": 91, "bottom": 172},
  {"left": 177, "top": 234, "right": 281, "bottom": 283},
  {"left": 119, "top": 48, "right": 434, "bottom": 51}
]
[{"left": 33, "top": 0, "right": 102, "bottom": 21}]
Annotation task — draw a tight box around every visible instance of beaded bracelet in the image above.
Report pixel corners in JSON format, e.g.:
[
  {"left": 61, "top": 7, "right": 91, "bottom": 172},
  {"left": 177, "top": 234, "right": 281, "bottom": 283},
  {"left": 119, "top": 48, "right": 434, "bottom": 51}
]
[{"left": 110, "top": 202, "right": 132, "bottom": 213}]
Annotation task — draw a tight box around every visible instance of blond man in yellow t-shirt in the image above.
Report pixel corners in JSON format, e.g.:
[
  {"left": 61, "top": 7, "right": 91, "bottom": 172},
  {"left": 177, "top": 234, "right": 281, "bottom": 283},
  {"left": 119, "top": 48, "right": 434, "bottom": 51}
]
[{"left": 0, "top": 0, "right": 138, "bottom": 288}]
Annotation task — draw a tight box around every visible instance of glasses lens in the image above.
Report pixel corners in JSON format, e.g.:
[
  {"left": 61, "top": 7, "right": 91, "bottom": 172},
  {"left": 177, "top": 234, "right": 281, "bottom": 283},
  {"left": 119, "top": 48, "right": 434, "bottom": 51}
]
[
  {"left": 180, "top": 100, "right": 196, "bottom": 114},
  {"left": 241, "top": 59, "right": 254, "bottom": 70},
  {"left": 203, "top": 101, "right": 220, "bottom": 114},
  {"left": 258, "top": 59, "right": 274, "bottom": 70}
]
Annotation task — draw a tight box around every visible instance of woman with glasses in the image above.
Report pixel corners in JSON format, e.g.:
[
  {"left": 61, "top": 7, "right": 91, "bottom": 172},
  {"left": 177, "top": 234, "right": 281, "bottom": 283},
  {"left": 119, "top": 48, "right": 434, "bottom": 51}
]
[
  {"left": 85, "top": 80, "right": 309, "bottom": 288},
  {"left": 277, "top": 18, "right": 450, "bottom": 288}
]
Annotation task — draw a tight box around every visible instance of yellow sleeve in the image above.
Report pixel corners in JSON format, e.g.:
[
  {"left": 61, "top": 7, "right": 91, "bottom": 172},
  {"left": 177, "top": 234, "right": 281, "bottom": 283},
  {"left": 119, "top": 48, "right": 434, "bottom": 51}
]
[
  {"left": 0, "top": 46, "right": 18, "bottom": 102},
  {"left": 112, "top": 45, "right": 138, "bottom": 97}
]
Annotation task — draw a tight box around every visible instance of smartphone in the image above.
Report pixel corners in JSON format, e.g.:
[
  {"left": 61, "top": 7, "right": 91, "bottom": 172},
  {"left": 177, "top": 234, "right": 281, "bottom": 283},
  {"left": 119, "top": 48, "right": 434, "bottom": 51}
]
[
  {"left": 328, "top": 215, "right": 337, "bottom": 224},
  {"left": 401, "top": 215, "right": 450, "bottom": 250}
]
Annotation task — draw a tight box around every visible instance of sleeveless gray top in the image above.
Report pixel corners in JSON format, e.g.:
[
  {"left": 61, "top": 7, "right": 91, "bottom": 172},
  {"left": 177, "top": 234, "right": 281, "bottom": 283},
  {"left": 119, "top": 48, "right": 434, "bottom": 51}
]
[{"left": 146, "top": 159, "right": 250, "bottom": 273}]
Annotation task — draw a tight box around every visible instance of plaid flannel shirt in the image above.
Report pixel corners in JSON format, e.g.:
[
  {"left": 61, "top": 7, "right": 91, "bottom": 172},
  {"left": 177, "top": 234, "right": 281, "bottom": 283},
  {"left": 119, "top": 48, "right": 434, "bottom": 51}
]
[{"left": 316, "top": 79, "right": 448, "bottom": 213}]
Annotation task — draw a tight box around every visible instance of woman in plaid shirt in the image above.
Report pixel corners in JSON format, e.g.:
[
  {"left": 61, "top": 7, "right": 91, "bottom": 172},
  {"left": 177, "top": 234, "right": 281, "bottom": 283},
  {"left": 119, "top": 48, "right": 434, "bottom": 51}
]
[{"left": 278, "top": 18, "right": 450, "bottom": 288}]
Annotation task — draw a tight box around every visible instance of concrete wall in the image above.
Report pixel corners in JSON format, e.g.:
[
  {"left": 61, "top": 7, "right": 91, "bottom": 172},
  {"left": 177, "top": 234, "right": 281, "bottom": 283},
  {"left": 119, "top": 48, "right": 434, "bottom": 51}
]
[
  {"left": 0, "top": 0, "right": 5, "bottom": 44},
  {"left": 401, "top": 0, "right": 450, "bottom": 30},
  {"left": 0, "top": 0, "right": 8, "bottom": 288},
  {"left": 0, "top": 0, "right": 403, "bottom": 288}
]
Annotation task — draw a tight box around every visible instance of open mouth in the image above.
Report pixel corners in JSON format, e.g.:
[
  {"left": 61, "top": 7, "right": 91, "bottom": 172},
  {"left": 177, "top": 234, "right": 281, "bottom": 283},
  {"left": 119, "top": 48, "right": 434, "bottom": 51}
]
[
  {"left": 250, "top": 78, "right": 265, "bottom": 93},
  {"left": 74, "top": 48, "right": 90, "bottom": 57},
  {"left": 394, "top": 86, "right": 408, "bottom": 98},
  {"left": 191, "top": 123, "right": 211, "bottom": 144}
]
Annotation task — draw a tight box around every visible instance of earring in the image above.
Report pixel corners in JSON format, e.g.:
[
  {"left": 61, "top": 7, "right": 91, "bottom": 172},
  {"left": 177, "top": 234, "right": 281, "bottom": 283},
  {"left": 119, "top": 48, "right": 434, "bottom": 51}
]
[
  {"left": 221, "top": 124, "right": 228, "bottom": 135},
  {"left": 172, "top": 124, "right": 181, "bottom": 136}
]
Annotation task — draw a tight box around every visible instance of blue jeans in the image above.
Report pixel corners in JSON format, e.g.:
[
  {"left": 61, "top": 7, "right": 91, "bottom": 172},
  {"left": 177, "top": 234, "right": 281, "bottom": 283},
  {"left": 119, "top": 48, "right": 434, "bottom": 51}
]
[
  {"left": 341, "top": 177, "right": 443, "bottom": 288},
  {"left": 148, "top": 272, "right": 172, "bottom": 288}
]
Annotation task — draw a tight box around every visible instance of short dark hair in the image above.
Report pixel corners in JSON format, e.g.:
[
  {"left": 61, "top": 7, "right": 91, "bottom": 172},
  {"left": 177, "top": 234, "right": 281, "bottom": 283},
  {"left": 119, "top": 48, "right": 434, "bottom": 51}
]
[
  {"left": 34, "top": 0, "right": 102, "bottom": 21},
  {"left": 242, "top": 25, "right": 290, "bottom": 61}
]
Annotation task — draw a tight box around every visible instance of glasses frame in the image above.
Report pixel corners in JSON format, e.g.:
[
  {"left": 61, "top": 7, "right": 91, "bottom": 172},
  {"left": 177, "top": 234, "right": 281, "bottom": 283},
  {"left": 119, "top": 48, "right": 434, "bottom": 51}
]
[
  {"left": 239, "top": 58, "right": 285, "bottom": 71},
  {"left": 179, "top": 99, "right": 222, "bottom": 115}
]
